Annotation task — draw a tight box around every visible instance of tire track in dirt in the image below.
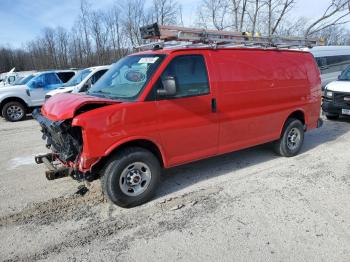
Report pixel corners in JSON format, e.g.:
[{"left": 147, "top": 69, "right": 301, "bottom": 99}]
[
  {"left": 4, "top": 187, "right": 223, "bottom": 262},
  {"left": 0, "top": 183, "right": 105, "bottom": 227}
]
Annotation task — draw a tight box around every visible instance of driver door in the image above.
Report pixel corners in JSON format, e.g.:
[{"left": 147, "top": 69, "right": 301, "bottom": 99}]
[{"left": 155, "top": 54, "right": 219, "bottom": 166}]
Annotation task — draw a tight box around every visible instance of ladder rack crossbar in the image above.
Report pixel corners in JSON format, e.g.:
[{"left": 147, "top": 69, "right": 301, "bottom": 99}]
[{"left": 138, "top": 23, "right": 320, "bottom": 50}]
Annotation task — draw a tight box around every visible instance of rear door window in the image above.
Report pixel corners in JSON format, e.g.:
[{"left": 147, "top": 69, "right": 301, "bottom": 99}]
[
  {"left": 57, "top": 72, "right": 75, "bottom": 83},
  {"left": 160, "top": 55, "right": 209, "bottom": 98}
]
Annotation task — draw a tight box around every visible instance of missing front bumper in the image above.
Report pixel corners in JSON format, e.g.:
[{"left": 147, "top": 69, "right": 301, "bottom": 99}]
[
  {"left": 35, "top": 153, "right": 72, "bottom": 180},
  {"left": 32, "top": 109, "right": 82, "bottom": 163}
]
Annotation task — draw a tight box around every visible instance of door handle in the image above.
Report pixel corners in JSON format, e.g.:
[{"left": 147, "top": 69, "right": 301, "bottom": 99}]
[{"left": 211, "top": 98, "right": 217, "bottom": 113}]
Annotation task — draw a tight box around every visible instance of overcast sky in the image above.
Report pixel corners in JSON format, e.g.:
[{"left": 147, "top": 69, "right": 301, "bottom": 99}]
[{"left": 0, "top": 0, "right": 339, "bottom": 48}]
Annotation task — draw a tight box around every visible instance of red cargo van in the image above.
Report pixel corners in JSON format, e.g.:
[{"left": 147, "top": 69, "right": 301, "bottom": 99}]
[{"left": 33, "top": 47, "right": 322, "bottom": 207}]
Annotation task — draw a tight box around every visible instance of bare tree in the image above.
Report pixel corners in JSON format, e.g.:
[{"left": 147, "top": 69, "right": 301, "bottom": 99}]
[
  {"left": 239, "top": 0, "right": 248, "bottom": 31},
  {"left": 43, "top": 27, "right": 58, "bottom": 68},
  {"left": 264, "top": 0, "right": 296, "bottom": 36},
  {"left": 151, "top": 0, "right": 179, "bottom": 25},
  {"left": 309, "top": 24, "right": 350, "bottom": 45},
  {"left": 56, "top": 27, "right": 69, "bottom": 67},
  {"left": 89, "top": 11, "right": 110, "bottom": 64},
  {"left": 230, "top": 0, "right": 240, "bottom": 30},
  {"left": 305, "top": 0, "right": 350, "bottom": 37},
  {"left": 3, "top": 0, "right": 350, "bottom": 73},
  {"left": 124, "top": 0, "right": 149, "bottom": 47},
  {"left": 197, "top": 0, "right": 230, "bottom": 30},
  {"left": 246, "top": 0, "right": 266, "bottom": 35},
  {"left": 79, "top": 0, "right": 93, "bottom": 65},
  {"left": 276, "top": 17, "right": 307, "bottom": 36},
  {"left": 105, "top": 5, "right": 128, "bottom": 60}
]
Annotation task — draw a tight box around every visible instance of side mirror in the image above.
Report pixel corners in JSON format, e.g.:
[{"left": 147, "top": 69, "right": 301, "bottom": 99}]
[{"left": 157, "top": 76, "right": 177, "bottom": 96}]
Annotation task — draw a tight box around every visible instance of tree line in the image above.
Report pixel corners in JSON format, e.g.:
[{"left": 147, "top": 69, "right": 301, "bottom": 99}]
[{"left": 1, "top": 0, "right": 350, "bottom": 73}]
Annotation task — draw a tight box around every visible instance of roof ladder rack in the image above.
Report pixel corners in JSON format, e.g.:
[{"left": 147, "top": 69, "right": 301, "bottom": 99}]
[{"left": 138, "top": 23, "right": 320, "bottom": 50}]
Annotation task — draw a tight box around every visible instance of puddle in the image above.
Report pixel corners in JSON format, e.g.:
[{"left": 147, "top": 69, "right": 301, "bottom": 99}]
[{"left": 8, "top": 155, "right": 35, "bottom": 170}]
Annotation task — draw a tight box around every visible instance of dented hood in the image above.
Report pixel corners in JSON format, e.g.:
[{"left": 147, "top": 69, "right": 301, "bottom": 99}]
[{"left": 41, "top": 93, "right": 119, "bottom": 121}]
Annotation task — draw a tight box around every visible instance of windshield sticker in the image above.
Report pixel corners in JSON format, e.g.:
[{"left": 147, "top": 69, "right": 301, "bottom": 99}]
[{"left": 138, "top": 57, "right": 158, "bottom": 64}]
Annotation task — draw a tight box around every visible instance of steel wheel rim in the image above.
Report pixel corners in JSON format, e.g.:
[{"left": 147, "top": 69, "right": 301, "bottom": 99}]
[
  {"left": 7, "top": 105, "right": 24, "bottom": 121},
  {"left": 287, "top": 127, "right": 301, "bottom": 150},
  {"left": 119, "top": 162, "right": 152, "bottom": 196}
]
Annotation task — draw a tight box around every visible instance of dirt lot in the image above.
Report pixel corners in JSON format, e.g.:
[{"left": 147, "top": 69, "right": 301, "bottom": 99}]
[{"left": 0, "top": 116, "right": 350, "bottom": 262}]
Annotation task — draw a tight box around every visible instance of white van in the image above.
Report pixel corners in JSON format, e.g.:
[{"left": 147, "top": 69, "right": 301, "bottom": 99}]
[
  {"left": 310, "top": 46, "right": 350, "bottom": 89},
  {"left": 45, "top": 65, "right": 110, "bottom": 99}
]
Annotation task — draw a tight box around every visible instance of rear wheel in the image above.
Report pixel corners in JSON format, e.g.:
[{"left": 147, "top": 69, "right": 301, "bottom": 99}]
[
  {"left": 2, "top": 101, "right": 26, "bottom": 122},
  {"left": 325, "top": 113, "right": 339, "bottom": 120},
  {"left": 102, "top": 147, "right": 161, "bottom": 208},
  {"left": 274, "top": 118, "right": 304, "bottom": 157}
]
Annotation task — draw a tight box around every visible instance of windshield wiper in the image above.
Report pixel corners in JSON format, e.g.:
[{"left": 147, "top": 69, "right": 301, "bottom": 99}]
[
  {"left": 87, "top": 90, "right": 114, "bottom": 99},
  {"left": 87, "top": 90, "right": 129, "bottom": 101}
]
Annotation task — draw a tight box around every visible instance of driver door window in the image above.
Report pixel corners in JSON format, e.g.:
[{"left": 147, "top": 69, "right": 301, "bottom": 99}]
[
  {"left": 45, "top": 73, "right": 61, "bottom": 86},
  {"left": 29, "top": 74, "right": 45, "bottom": 89},
  {"left": 159, "top": 55, "right": 209, "bottom": 98}
]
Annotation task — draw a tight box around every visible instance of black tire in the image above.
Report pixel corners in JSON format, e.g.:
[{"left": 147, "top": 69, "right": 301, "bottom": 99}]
[
  {"left": 2, "top": 101, "right": 26, "bottom": 122},
  {"left": 273, "top": 118, "right": 304, "bottom": 157},
  {"left": 102, "top": 147, "right": 161, "bottom": 208},
  {"left": 325, "top": 113, "right": 339, "bottom": 120}
]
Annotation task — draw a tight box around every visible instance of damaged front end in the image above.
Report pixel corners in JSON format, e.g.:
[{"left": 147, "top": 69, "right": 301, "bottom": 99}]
[{"left": 33, "top": 109, "right": 83, "bottom": 181}]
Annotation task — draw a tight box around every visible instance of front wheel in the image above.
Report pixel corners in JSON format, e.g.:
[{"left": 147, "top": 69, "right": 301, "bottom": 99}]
[
  {"left": 2, "top": 101, "right": 26, "bottom": 122},
  {"left": 274, "top": 118, "right": 304, "bottom": 157},
  {"left": 102, "top": 147, "right": 161, "bottom": 208}
]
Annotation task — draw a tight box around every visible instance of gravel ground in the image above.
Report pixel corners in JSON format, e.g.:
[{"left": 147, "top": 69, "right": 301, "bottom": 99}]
[{"left": 0, "top": 116, "right": 349, "bottom": 262}]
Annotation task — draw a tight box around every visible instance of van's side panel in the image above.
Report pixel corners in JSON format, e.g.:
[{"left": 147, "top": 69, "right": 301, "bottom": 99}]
[
  {"left": 211, "top": 49, "right": 319, "bottom": 154},
  {"left": 74, "top": 48, "right": 320, "bottom": 171}
]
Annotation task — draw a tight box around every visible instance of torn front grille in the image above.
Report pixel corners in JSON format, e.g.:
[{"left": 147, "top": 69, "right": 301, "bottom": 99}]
[{"left": 32, "top": 109, "right": 82, "bottom": 163}]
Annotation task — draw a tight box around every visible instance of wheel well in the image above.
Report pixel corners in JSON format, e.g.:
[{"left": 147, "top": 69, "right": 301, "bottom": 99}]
[
  {"left": 116, "top": 140, "right": 164, "bottom": 166},
  {"left": 287, "top": 110, "right": 305, "bottom": 125},
  {"left": 0, "top": 97, "right": 27, "bottom": 112},
  {"left": 279, "top": 110, "right": 306, "bottom": 137},
  {"left": 90, "top": 139, "right": 164, "bottom": 177}
]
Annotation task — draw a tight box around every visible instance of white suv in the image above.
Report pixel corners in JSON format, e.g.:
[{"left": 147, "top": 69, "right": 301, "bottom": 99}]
[
  {"left": 45, "top": 66, "right": 110, "bottom": 98},
  {"left": 0, "top": 70, "right": 76, "bottom": 122}
]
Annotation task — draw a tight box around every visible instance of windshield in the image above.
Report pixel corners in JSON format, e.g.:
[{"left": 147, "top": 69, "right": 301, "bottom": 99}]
[
  {"left": 88, "top": 54, "right": 165, "bottom": 100},
  {"left": 339, "top": 66, "right": 350, "bottom": 81},
  {"left": 63, "top": 69, "right": 92, "bottom": 87},
  {"left": 14, "top": 74, "right": 35, "bottom": 85}
]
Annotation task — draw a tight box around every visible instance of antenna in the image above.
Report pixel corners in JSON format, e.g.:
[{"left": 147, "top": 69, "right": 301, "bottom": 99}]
[{"left": 138, "top": 23, "right": 320, "bottom": 50}]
